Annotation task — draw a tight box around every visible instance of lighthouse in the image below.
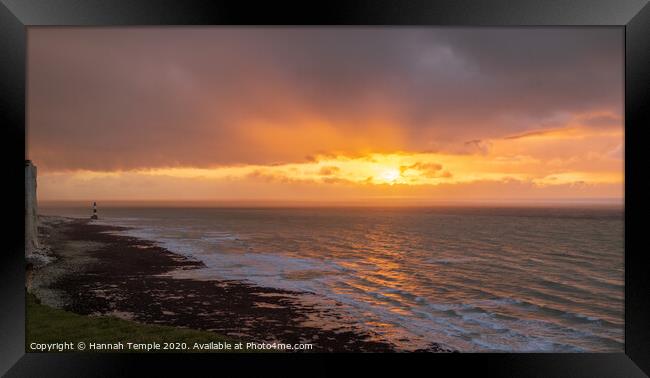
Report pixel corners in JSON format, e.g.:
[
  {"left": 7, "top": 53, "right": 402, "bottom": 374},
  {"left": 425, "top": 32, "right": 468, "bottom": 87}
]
[{"left": 91, "top": 201, "right": 98, "bottom": 220}]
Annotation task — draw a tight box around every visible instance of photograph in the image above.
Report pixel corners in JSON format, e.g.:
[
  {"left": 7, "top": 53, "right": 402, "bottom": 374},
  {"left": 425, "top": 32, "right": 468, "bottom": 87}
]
[{"left": 25, "top": 27, "right": 624, "bottom": 353}]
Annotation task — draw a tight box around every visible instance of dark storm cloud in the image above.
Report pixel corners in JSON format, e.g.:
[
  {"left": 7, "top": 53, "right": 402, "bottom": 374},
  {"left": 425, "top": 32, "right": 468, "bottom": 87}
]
[{"left": 28, "top": 27, "right": 623, "bottom": 171}]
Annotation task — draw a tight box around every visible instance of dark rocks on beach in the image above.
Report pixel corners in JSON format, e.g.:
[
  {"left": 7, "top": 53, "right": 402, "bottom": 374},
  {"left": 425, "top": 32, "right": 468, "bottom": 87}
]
[
  {"left": 413, "top": 343, "right": 457, "bottom": 353},
  {"left": 39, "top": 219, "right": 403, "bottom": 352}
]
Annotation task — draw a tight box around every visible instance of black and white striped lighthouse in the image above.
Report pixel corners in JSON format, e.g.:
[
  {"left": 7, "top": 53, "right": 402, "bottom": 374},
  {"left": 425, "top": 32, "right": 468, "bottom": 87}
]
[{"left": 91, "top": 201, "right": 98, "bottom": 220}]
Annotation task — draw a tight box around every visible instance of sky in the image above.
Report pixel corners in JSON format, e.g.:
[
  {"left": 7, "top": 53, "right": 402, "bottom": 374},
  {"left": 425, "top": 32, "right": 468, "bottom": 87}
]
[{"left": 28, "top": 27, "right": 624, "bottom": 205}]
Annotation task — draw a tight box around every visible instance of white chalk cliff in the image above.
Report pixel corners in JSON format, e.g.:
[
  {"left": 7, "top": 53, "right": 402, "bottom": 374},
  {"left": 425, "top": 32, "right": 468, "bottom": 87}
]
[{"left": 25, "top": 160, "right": 39, "bottom": 258}]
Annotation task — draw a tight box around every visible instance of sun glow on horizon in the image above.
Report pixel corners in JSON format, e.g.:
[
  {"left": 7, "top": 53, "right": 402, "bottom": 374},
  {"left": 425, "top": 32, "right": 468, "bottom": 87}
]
[
  {"left": 33, "top": 113, "right": 624, "bottom": 203},
  {"left": 378, "top": 168, "right": 401, "bottom": 184},
  {"left": 37, "top": 137, "right": 624, "bottom": 203}
]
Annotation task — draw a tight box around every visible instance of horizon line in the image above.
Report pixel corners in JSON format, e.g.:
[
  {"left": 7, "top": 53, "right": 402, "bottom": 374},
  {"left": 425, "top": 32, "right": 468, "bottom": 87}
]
[{"left": 39, "top": 198, "right": 624, "bottom": 208}]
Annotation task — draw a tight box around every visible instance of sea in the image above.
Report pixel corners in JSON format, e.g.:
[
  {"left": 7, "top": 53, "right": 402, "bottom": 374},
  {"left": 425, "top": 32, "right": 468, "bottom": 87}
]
[{"left": 40, "top": 205, "right": 624, "bottom": 352}]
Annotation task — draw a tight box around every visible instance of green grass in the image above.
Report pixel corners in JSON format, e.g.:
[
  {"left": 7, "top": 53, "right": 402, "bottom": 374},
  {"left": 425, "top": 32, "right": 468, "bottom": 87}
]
[{"left": 26, "top": 293, "right": 245, "bottom": 353}]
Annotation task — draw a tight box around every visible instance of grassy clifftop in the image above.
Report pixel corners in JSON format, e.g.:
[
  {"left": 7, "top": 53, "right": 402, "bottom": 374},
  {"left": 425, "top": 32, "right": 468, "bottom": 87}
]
[{"left": 26, "top": 293, "right": 242, "bottom": 353}]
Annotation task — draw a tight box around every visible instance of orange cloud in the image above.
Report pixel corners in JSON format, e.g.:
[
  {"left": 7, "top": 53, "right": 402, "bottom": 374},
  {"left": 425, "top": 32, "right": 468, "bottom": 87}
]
[
  {"left": 38, "top": 133, "right": 623, "bottom": 203},
  {"left": 28, "top": 28, "right": 622, "bottom": 172}
]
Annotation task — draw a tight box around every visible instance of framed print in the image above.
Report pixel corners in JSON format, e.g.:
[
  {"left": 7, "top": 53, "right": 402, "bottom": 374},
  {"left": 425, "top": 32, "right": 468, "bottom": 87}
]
[{"left": 1, "top": 0, "right": 649, "bottom": 376}]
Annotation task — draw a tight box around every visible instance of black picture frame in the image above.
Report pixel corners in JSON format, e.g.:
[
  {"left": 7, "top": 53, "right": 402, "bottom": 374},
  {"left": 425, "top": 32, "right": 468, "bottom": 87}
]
[{"left": 1, "top": 0, "right": 648, "bottom": 376}]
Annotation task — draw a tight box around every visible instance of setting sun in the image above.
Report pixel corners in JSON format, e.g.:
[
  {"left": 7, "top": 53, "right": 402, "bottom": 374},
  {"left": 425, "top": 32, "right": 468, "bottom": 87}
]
[{"left": 378, "top": 168, "right": 401, "bottom": 184}]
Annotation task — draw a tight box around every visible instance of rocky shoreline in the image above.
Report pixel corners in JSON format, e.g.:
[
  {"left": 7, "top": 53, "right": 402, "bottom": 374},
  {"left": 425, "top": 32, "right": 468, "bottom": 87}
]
[{"left": 30, "top": 216, "right": 439, "bottom": 352}]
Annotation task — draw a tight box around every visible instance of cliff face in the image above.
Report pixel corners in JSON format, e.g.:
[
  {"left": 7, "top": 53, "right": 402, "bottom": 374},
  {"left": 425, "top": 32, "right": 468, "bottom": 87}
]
[{"left": 25, "top": 160, "right": 39, "bottom": 257}]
